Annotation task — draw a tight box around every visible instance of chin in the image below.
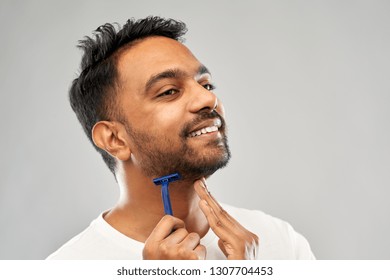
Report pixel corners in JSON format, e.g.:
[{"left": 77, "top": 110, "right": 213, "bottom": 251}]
[{"left": 179, "top": 150, "right": 231, "bottom": 181}]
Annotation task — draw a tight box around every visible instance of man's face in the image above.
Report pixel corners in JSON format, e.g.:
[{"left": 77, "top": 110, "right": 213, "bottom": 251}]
[{"left": 116, "top": 36, "right": 230, "bottom": 180}]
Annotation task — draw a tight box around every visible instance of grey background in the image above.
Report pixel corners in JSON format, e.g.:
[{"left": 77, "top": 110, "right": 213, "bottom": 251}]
[{"left": 0, "top": 0, "right": 389, "bottom": 259}]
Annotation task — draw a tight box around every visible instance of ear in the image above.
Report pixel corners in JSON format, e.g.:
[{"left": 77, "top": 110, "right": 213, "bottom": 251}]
[{"left": 92, "top": 121, "right": 131, "bottom": 161}]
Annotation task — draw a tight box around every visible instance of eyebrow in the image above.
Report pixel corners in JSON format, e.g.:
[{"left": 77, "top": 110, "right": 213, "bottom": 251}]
[{"left": 144, "top": 65, "right": 211, "bottom": 92}]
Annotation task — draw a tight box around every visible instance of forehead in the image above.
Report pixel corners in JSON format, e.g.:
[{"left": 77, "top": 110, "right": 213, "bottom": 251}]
[{"left": 116, "top": 36, "right": 202, "bottom": 88}]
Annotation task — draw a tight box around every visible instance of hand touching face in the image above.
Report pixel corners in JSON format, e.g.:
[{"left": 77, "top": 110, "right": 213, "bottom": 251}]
[
  {"left": 194, "top": 179, "right": 260, "bottom": 260},
  {"left": 143, "top": 178, "right": 259, "bottom": 260}
]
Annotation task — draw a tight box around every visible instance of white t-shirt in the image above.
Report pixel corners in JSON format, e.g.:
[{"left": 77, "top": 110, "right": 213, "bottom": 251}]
[{"left": 47, "top": 204, "right": 315, "bottom": 260}]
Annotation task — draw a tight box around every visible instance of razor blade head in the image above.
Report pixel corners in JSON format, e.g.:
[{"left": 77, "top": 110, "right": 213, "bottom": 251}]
[{"left": 153, "top": 173, "right": 181, "bottom": 185}]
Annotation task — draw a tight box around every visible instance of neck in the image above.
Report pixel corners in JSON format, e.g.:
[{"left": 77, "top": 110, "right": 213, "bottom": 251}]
[{"left": 104, "top": 163, "right": 209, "bottom": 242}]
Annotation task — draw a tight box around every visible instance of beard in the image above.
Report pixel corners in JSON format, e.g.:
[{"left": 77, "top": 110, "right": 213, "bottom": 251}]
[{"left": 124, "top": 110, "right": 231, "bottom": 180}]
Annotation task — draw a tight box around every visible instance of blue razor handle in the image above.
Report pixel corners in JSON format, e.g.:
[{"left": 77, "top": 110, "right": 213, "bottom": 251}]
[
  {"left": 161, "top": 180, "right": 173, "bottom": 215},
  {"left": 153, "top": 173, "right": 181, "bottom": 216}
]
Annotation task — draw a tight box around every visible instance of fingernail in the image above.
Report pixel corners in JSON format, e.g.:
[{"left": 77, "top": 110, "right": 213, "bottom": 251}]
[{"left": 200, "top": 180, "right": 209, "bottom": 191}]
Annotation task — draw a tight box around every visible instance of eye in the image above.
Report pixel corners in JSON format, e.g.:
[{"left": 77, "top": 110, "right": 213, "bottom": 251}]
[
  {"left": 157, "top": 89, "right": 179, "bottom": 97},
  {"left": 203, "top": 83, "right": 216, "bottom": 91}
]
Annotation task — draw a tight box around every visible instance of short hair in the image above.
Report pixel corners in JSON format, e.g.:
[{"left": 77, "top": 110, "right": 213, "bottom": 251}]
[{"left": 69, "top": 16, "right": 187, "bottom": 176}]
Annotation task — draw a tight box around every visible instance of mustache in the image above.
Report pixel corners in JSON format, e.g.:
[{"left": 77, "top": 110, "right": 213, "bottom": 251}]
[{"left": 180, "top": 110, "right": 226, "bottom": 138}]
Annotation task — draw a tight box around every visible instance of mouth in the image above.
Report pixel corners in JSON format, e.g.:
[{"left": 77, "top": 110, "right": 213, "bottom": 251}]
[{"left": 187, "top": 119, "right": 222, "bottom": 138}]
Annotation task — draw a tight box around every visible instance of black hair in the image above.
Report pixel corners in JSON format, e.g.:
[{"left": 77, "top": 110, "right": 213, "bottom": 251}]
[{"left": 69, "top": 16, "right": 187, "bottom": 176}]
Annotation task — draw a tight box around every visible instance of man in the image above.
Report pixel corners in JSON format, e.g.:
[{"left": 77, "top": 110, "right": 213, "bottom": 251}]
[{"left": 47, "top": 16, "right": 315, "bottom": 260}]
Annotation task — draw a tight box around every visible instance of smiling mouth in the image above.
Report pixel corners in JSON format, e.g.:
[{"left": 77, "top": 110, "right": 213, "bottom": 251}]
[{"left": 187, "top": 119, "right": 222, "bottom": 138}]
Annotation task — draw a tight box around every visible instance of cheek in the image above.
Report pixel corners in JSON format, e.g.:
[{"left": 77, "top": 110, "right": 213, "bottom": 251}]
[{"left": 149, "top": 106, "right": 185, "bottom": 131}]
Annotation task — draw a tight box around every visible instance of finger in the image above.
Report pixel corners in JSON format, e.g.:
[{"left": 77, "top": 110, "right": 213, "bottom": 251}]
[
  {"left": 198, "top": 199, "right": 233, "bottom": 242},
  {"left": 196, "top": 179, "right": 247, "bottom": 232},
  {"left": 194, "top": 180, "right": 225, "bottom": 212},
  {"left": 194, "top": 180, "right": 234, "bottom": 226},
  {"left": 193, "top": 244, "right": 206, "bottom": 260},
  {"left": 163, "top": 228, "right": 190, "bottom": 245},
  {"left": 178, "top": 232, "right": 201, "bottom": 250},
  {"left": 195, "top": 181, "right": 249, "bottom": 238},
  {"left": 218, "top": 238, "right": 228, "bottom": 256},
  {"left": 147, "top": 215, "right": 185, "bottom": 243},
  {"left": 194, "top": 180, "right": 220, "bottom": 210},
  {"left": 208, "top": 192, "right": 244, "bottom": 229}
]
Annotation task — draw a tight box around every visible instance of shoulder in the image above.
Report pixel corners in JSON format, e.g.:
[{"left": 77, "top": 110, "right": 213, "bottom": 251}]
[
  {"left": 46, "top": 212, "right": 142, "bottom": 260},
  {"left": 221, "top": 203, "right": 315, "bottom": 259},
  {"left": 46, "top": 216, "right": 107, "bottom": 260}
]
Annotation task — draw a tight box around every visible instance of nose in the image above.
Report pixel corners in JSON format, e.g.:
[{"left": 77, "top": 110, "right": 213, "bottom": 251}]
[{"left": 188, "top": 83, "right": 218, "bottom": 113}]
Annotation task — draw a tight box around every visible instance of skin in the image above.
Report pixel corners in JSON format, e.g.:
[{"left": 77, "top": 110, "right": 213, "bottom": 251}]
[{"left": 91, "top": 36, "right": 259, "bottom": 259}]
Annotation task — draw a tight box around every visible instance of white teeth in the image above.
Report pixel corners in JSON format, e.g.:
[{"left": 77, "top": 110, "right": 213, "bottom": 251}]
[{"left": 189, "top": 125, "right": 220, "bottom": 137}]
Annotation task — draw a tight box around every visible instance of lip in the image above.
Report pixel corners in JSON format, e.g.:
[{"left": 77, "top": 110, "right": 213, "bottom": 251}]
[{"left": 187, "top": 118, "right": 222, "bottom": 136}]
